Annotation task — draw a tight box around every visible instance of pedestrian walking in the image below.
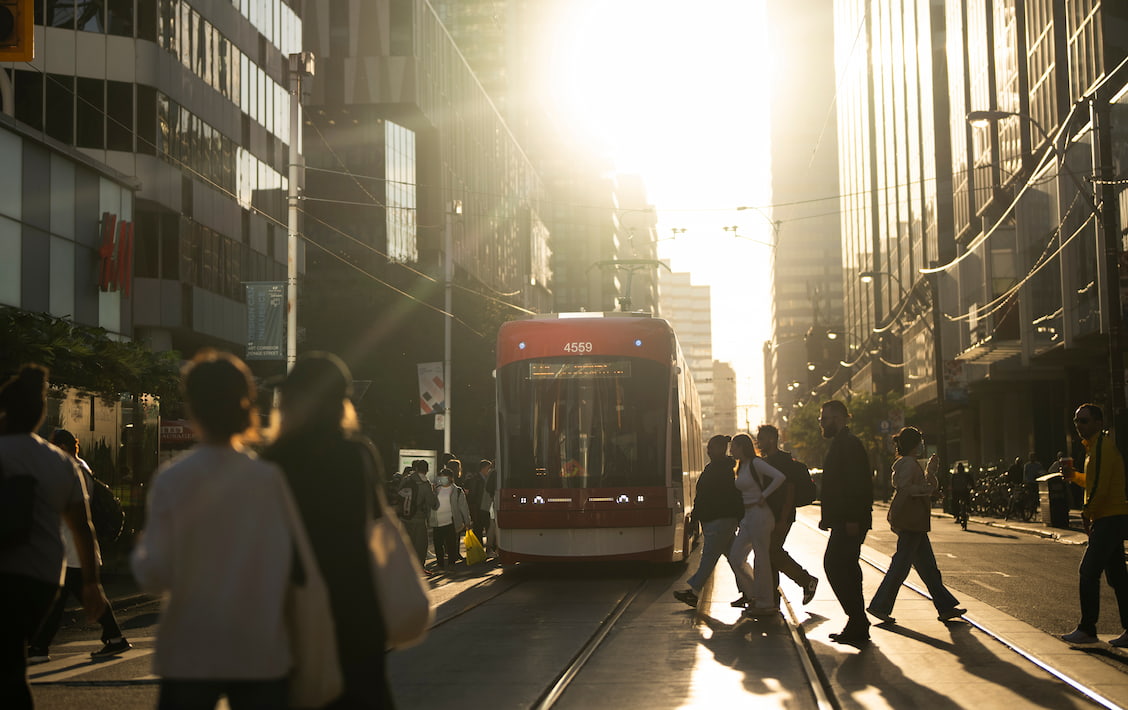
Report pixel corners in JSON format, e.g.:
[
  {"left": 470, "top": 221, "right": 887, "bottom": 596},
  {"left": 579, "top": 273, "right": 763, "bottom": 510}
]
[
  {"left": 0, "top": 365, "right": 108, "bottom": 710},
  {"left": 728, "top": 433, "right": 785, "bottom": 617},
  {"left": 867, "top": 426, "right": 966, "bottom": 625},
  {"left": 27, "top": 429, "right": 131, "bottom": 664},
  {"left": 1060, "top": 403, "right": 1128, "bottom": 646},
  {"left": 264, "top": 351, "right": 397, "bottom": 707},
  {"left": 399, "top": 461, "right": 438, "bottom": 575},
  {"left": 430, "top": 468, "right": 472, "bottom": 571},
  {"left": 461, "top": 460, "right": 489, "bottom": 546},
  {"left": 483, "top": 461, "right": 499, "bottom": 555},
  {"left": 755, "top": 425, "right": 819, "bottom": 605},
  {"left": 672, "top": 435, "right": 742, "bottom": 608},
  {"left": 131, "top": 351, "right": 295, "bottom": 709},
  {"left": 817, "top": 399, "right": 873, "bottom": 648}
]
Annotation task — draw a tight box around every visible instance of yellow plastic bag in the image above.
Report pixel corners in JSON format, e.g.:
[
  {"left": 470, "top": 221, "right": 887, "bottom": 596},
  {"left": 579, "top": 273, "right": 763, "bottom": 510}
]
[{"left": 464, "top": 529, "right": 487, "bottom": 565}]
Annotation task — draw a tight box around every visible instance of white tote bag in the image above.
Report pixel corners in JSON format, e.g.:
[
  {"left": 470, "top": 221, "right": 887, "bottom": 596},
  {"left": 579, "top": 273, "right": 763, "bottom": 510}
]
[
  {"left": 366, "top": 494, "right": 434, "bottom": 649},
  {"left": 280, "top": 479, "right": 344, "bottom": 709}
]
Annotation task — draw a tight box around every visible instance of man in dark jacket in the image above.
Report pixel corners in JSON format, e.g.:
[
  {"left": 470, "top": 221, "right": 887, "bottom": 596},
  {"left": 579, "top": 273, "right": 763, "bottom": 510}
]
[
  {"left": 818, "top": 400, "right": 873, "bottom": 647},
  {"left": 756, "top": 424, "right": 819, "bottom": 605},
  {"left": 672, "top": 435, "right": 743, "bottom": 608}
]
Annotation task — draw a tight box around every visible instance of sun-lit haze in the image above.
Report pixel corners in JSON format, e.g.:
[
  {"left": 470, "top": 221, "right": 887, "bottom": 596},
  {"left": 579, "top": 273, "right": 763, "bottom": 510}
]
[{"left": 546, "top": 0, "right": 776, "bottom": 425}]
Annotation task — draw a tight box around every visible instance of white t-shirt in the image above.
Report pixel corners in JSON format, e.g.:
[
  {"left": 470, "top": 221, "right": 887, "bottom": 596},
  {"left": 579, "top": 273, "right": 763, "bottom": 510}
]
[
  {"left": 434, "top": 485, "right": 454, "bottom": 526},
  {"left": 0, "top": 433, "right": 86, "bottom": 585},
  {"left": 131, "top": 444, "right": 293, "bottom": 679}
]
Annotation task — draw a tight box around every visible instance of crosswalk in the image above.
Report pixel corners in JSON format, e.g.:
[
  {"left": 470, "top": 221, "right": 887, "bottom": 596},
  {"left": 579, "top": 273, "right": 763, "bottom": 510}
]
[{"left": 29, "top": 636, "right": 157, "bottom": 685}]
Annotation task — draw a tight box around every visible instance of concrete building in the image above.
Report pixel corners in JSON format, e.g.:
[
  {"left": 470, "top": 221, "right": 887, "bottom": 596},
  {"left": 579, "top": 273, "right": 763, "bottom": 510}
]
[
  {"left": 659, "top": 268, "right": 714, "bottom": 443},
  {"left": 763, "top": 0, "right": 845, "bottom": 429},
  {"left": 712, "top": 360, "right": 739, "bottom": 436}
]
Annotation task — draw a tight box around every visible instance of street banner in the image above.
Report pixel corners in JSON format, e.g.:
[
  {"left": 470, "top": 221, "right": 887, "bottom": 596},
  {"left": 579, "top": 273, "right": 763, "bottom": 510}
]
[
  {"left": 245, "top": 282, "right": 285, "bottom": 360},
  {"left": 417, "top": 361, "right": 445, "bottom": 415}
]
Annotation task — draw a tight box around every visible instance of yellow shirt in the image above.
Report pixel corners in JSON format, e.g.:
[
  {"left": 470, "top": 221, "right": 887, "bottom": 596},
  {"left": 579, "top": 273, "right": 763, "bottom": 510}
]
[{"left": 1075, "top": 433, "right": 1128, "bottom": 520}]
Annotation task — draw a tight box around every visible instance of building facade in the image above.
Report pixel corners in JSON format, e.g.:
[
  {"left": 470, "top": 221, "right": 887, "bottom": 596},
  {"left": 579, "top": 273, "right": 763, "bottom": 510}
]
[{"left": 659, "top": 268, "right": 714, "bottom": 443}]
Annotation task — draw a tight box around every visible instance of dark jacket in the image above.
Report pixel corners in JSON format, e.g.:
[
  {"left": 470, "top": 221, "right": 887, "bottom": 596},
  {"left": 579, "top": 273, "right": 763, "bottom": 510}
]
[
  {"left": 262, "top": 429, "right": 389, "bottom": 683},
  {"left": 762, "top": 450, "right": 799, "bottom": 523},
  {"left": 819, "top": 427, "right": 873, "bottom": 530},
  {"left": 691, "top": 456, "right": 743, "bottom": 523},
  {"left": 461, "top": 471, "right": 485, "bottom": 515}
]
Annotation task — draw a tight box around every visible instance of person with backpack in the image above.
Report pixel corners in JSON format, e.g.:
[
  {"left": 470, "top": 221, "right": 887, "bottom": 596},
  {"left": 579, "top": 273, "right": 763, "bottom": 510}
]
[
  {"left": 27, "top": 429, "right": 131, "bottom": 664},
  {"left": 399, "top": 460, "right": 437, "bottom": 575},
  {"left": 755, "top": 425, "right": 819, "bottom": 606},
  {"left": 727, "top": 433, "right": 786, "bottom": 618}
]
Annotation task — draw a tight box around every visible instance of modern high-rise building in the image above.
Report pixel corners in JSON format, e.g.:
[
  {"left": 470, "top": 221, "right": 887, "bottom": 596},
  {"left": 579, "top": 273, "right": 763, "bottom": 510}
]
[
  {"left": 763, "top": 0, "right": 845, "bottom": 428},
  {"left": 658, "top": 267, "right": 714, "bottom": 443},
  {"left": 712, "top": 360, "right": 738, "bottom": 436}
]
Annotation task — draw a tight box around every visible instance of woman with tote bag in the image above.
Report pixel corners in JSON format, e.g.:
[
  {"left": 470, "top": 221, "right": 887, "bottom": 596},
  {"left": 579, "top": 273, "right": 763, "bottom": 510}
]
[{"left": 867, "top": 426, "right": 966, "bottom": 625}]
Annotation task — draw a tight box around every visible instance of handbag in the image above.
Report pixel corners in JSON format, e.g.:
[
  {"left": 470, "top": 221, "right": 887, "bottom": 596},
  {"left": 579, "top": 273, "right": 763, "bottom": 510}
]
[
  {"left": 464, "top": 529, "right": 486, "bottom": 565},
  {"left": 0, "top": 454, "right": 37, "bottom": 550},
  {"left": 279, "top": 478, "right": 344, "bottom": 709},
  {"left": 359, "top": 443, "right": 433, "bottom": 650},
  {"left": 887, "top": 461, "right": 932, "bottom": 533}
]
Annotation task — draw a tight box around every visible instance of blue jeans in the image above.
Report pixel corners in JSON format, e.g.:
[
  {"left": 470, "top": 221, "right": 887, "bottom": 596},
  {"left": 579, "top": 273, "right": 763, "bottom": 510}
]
[
  {"left": 869, "top": 529, "right": 958, "bottom": 615},
  {"left": 686, "top": 517, "right": 738, "bottom": 591},
  {"left": 158, "top": 677, "right": 288, "bottom": 710},
  {"left": 1077, "top": 514, "right": 1128, "bottom": 634}
]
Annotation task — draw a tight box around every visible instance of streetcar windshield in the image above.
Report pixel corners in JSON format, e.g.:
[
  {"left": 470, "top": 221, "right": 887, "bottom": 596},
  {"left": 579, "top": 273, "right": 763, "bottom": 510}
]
[{"left": 498, "top": 357, "right": 669, "bottom": 488}]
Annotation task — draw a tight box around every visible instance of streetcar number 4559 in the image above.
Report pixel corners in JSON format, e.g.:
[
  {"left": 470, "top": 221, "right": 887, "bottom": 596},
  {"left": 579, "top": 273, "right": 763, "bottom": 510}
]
[{"left": 563, "top": 341, "right": 593, "bottom": 353}]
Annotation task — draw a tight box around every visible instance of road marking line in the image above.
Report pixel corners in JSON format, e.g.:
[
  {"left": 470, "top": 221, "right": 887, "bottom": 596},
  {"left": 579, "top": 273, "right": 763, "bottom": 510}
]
[{"left": 969, "top": 579, "right": 1003, "bottom": 593}]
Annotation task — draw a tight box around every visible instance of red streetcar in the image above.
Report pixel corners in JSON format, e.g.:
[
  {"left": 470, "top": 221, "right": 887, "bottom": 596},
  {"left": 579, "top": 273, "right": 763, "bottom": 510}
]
[{"left": 494, "top": 312, "right": 704, "bottom": 563}]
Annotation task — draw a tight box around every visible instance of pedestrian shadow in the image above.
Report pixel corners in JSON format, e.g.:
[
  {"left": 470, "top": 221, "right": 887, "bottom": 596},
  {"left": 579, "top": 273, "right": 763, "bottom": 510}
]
[
  {"left": 694, "top": 612, "right": 817, "bottom": 704},
  {"left": 1076, "top": 645, "right": 1128, "bottom": 668},
  {"left": 817, "top": 637, "right": 964, "bottom": 710},
  {"left": 871, "top": 621, "right": 1091, "bottom": 708},
  {"left": 961, "top": 528, "right": 1019, "bottom": 539}
]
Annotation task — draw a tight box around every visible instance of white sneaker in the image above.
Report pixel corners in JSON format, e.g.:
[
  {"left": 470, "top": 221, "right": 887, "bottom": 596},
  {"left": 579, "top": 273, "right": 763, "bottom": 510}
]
[
  {"left": 1060, "top": 628, "right": 1100, "bottom": 644},
  {"left": 1110, "top": 630, "right": 1128, "bottom": 648}
]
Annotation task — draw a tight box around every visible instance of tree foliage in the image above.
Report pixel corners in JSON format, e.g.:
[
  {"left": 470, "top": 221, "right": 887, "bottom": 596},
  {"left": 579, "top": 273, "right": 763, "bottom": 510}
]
[
  {"left": 783, "top": 390, "right": 913, "bottom": 474},
  {"left": 0, "top": 307, "right": 181, "bottom": 401}
]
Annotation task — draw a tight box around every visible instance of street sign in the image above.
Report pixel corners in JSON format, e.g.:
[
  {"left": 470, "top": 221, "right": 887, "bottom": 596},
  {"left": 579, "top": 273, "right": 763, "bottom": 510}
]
[{"left": 879, "top": 419, "right": 892, "bottom": 434}]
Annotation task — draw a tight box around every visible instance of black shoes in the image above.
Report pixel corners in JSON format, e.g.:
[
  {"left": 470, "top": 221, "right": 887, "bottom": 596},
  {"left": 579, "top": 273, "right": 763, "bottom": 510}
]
[
  {"left": 90, "top": 638, "right": 132, "bottom": 659},
  {"left": 672, "top": 588, "right": 699, "bottom": 608}
]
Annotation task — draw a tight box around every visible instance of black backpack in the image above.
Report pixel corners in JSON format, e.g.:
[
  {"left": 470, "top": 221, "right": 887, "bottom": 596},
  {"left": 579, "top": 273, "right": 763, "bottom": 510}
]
[
  {"left": 88, "top": 476, "right": 124, "bottom": 543},
  {"left": 787, "top": 457, "right": 817, "bottom": 507},
  {"left": 397, "top": 477, "right": 420, "bottom": 519}
]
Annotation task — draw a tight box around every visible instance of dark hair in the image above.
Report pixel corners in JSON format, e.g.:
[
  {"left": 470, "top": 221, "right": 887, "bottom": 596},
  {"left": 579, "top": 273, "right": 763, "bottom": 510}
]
[
  {"left": 51, "top": 428, "right": 79, "bottom": 450},
  {"left": 278, "top": 352, "right": 352, "bottom": 434},
  {"left": 181, "top": 350, "right": 257, "bottom": 441},
  {"left": 0, "top": 364, "right": 49, "bottom": 433},
  {"left": 439, "top": 467, "right": 456, "bottom": 479},
  {"left": 821, "top": 400, "right": 849, "bottom": 417},
  {"left": 731, "top": 433, "right": 756, "bottom": 459},
  {"left": 1077, "top": 403, "right": 1103, "bottom": 422},
  {"left": 479, "top": 459, "right": 492, "bottom": 471},
  {"left": 707, "top": 434, "right": 731, "bottom": 448},
  {"left": 412, "top": 459, "right": 429, "bottom": 472},
  {"left": 892, "top": 426, "right": 923, "bottom": 456},
  {"left": 402, "top": 465, "right": 414, "bottom": 476},
  {"left": 756, "top": 424, "right": 779, "bottom": 439}
]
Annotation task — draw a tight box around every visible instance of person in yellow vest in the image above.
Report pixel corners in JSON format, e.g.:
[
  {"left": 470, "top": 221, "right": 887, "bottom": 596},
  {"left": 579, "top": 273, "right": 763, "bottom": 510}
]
[{"left": 1060, "top": 403, "right": 1128, "bottom": 646}]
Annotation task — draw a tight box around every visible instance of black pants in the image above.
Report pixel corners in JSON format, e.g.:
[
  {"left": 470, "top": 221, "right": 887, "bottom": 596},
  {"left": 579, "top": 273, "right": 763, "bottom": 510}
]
[
  {"left": 32, "top": 566, "right": 122, "bottom": 651},
  {"left": 432, "top": 524, "right": 458, "bottom": 566},
  {"left": 471, "top": 511, "right": 488, "bottom": 548},
  {"left": 158, "top": 677, "right": 288, "bottom": 710},
  {"left": 1078, "top": 514, "right": 1128, "bottom": 634},
  {"left": 0, "top": 573, "right": 60, "bottom": 710},
  {"left": 824, "top": 526, "right": 868, "bottom": 629}
]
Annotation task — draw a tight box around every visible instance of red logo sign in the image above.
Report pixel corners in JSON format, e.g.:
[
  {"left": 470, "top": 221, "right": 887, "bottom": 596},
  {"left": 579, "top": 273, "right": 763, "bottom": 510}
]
[{"left": 98, "top": 212, "right": 134, "bottom": 297}]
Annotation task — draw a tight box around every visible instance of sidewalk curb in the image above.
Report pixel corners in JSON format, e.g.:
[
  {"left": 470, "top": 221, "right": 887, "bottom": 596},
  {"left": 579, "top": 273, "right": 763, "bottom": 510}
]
[{"left": 871, "top": 500, "right": 1088, "bottom": 545}]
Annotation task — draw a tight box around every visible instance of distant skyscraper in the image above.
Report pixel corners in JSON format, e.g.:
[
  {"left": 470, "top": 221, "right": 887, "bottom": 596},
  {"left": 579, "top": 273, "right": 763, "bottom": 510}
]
[
  {"left": 712, "top": 361, "right": 738, "bottom": 436},
  {"left": 659, "top": 268, "right": 714, "bottom": 443},
  {"left": 763, "top": 0, "right": 844, "bottom": 426}
]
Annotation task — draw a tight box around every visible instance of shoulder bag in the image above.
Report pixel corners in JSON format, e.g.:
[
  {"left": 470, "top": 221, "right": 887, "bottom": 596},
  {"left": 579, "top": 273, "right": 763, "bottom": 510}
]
[
  {"left": 361, "top": 447, "right": 434, "bottom": 650},
  {"left": 887, "top": 460, "right": 931, "bottom": 533},
  {"left": 278, "top": 476, "right": 344, "bottom": 709}
]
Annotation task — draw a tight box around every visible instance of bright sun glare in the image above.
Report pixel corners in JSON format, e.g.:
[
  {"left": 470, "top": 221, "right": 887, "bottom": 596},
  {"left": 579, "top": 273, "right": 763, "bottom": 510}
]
[{"left": 546, "top": 0, "right": 775, "bottom": 422}]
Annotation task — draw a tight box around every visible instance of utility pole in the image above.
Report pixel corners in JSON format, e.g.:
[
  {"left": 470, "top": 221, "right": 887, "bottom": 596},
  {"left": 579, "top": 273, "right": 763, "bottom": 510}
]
[
  {"left": 443, "top": 200, "right": 461, "bottom": 454},
  {"left": 286, "top": 52, "right": 314, "bottom": 373},
  {"left": 1091, "top": 95, "right": 1126, "bottom": 452}
]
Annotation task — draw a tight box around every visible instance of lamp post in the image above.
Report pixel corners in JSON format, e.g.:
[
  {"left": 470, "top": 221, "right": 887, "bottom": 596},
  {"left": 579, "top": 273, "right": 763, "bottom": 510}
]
[
  {"left": 860, "top": 269, "right": 950, "bottom": 468},
  {"left": 966, "top": 106, "right": 1125, "bottom": 452},
  {"left": 443, "top": 199, "right": 462, "bottom": 455},
  {"left": 286, "top": 52, "right": 315, "bottom": 374}
]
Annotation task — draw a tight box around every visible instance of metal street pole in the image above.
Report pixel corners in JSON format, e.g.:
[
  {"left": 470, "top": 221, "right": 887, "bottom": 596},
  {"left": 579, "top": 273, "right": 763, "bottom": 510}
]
[
  {"left": 443, "top": 200, "right": 461, "bottom": 454},
  {"left": 286, "top": 52, "right": 314, "bottom": 373},
  {"left": 1090, "top": 95, "right": 1126, "bottom": 451}
]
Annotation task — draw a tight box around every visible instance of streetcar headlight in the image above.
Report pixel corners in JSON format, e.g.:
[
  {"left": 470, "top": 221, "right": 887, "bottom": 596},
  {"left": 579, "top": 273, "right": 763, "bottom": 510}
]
[
  {"left": 634, "top": 339, "right": 642, "bottom": 347},
  {"left": 617, "top": 494, "right": 630, "bottom": 504},
  {"left": 518, "top": 341, "right": 527, "bottom": 350}
]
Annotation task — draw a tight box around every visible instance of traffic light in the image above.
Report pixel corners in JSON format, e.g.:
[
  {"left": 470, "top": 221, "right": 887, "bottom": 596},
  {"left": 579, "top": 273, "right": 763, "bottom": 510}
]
[{"left": 0, "top": 0, "right": 33, "bottom": 62}]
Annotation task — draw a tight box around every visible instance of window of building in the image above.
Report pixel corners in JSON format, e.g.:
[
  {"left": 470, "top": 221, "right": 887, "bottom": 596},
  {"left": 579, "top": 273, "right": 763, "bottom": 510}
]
[
  {"left": 106, "top": 80, "right": 134, "bottom": 151},
  {"left": 75, "top": 77, "right": 105, "bottom": 149},
  {"left": 45, "top": 74, "right": 74, "bottom": 144}
]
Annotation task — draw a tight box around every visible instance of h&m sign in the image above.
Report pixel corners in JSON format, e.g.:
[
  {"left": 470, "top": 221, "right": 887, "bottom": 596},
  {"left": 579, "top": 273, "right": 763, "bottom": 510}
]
[{"left": 98, "top": 212, "right": 134, "bottom": 297}]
